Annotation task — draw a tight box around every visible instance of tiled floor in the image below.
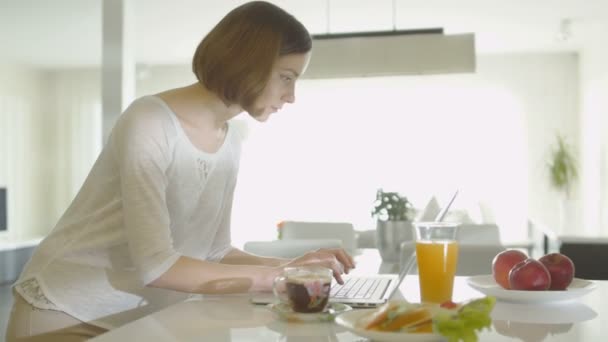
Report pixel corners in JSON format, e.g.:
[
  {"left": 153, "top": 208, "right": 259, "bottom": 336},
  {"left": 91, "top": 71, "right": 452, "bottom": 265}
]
[{"left": 0, "top": 283, "right": 13, "bottom": 342}]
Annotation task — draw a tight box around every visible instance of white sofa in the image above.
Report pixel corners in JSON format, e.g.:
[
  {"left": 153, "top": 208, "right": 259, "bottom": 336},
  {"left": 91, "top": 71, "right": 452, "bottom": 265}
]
[{"left": 243, "top": 221, "right": 356, "bottom": 258}]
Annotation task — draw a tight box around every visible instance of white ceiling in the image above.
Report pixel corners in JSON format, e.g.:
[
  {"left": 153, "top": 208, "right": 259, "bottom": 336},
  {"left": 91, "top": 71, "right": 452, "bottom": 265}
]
[{"left": 1, "top": 0, "right": 607, "bottom": 69}]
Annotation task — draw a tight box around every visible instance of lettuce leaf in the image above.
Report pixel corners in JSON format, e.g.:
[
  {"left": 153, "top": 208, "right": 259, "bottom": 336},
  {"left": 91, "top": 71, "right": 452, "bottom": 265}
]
[{"left": 433, "top": 296, "right": 496, "bottom": 342}]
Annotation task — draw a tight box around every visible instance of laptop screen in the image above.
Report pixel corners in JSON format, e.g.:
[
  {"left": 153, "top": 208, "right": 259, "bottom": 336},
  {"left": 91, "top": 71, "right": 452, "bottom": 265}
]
[{"left": 387, "top": 250, "right": 417, "bottom": 298}]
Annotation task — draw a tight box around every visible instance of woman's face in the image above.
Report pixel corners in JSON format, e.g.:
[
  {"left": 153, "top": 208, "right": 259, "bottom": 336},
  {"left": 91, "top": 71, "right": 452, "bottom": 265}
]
[{"left": 250, "top": 52, "right": 311, "bottom": 121}]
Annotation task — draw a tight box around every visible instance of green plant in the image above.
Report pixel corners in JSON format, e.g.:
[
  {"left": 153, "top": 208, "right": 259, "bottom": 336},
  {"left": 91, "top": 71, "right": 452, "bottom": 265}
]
[
  {"left": 547, "top": 135, "right": 578, "bottom": 197},
  {"left": 371, "top": 188, "right": 413, "bottom": 221}
]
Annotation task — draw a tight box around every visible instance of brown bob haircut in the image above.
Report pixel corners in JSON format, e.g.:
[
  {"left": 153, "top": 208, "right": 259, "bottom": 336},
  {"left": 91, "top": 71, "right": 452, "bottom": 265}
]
[{"left": 192, "top": 1, "right": 311, "bottom": 112}]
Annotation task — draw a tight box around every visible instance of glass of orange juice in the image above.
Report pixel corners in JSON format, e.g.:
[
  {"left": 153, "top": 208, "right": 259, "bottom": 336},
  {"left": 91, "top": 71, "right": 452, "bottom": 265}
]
[{"left": 414, "top": 222, "right": 460, "bottom": 304}]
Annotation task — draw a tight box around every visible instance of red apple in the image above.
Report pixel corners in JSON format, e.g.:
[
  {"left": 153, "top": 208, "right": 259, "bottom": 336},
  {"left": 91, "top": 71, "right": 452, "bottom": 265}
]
[
  {"left": 509, "top": 259, "right": 551, "bottom": 291},
  {"left": 492, "top": 250, "right": 528, "bottom": 289},
  {"left": 539, "top": 253, "right": 575, "bottom": 290}
]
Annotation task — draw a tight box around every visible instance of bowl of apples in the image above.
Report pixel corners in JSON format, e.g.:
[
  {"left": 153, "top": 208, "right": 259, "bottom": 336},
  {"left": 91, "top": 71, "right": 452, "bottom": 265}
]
[{"left": 467, "top": 250, "right": 596, "bottom": 303}]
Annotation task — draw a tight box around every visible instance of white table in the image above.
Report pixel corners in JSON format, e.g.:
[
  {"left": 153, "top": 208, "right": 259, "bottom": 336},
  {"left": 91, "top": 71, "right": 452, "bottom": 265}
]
[{"left": 91, "top": 249, "right": 606, "bottom": 341}]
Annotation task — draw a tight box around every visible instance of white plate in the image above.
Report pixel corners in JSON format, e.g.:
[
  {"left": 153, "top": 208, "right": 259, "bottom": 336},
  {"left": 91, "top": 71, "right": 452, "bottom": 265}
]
[
  {"left": 334, "top": 309, "right": 443, "bottom": 342},
  {"left": 467, "top": 275, "right": 596, "bottom": 303}
]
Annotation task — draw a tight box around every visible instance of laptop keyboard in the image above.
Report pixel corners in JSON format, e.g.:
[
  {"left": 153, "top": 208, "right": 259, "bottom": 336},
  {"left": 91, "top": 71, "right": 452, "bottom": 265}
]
[{"left": 331, "top": 277, "right": 389, "bottom": 299}]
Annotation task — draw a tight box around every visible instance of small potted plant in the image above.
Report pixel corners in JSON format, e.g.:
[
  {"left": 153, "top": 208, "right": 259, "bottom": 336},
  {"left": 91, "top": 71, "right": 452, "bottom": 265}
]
[
  {"left": 372, "top": 189, "right": 413, "bottom": 221},
  {"left": 372, "top": 189, "right": 415, "bottom": 262}
]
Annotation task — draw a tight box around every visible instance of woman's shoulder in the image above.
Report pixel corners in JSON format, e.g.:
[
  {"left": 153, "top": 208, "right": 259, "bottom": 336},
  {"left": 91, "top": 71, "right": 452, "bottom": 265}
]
[
  {"left": 123, "top": 95, "right": 173, "bottom": 120},
  {"left": 117, "top": 96, "right": 178, "bottom": 132},
  {"left": 108, "top": 95, "right": 180, "bottom": 149}
]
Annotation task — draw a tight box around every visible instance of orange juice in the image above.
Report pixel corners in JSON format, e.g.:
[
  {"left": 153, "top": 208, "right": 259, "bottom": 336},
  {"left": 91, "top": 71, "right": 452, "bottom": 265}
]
[{"left": 416, "top": 240, "right": 459, "bottom": 303}]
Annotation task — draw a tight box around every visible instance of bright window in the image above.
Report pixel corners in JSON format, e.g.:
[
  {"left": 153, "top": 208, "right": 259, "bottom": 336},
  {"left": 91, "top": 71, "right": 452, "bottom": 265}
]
[{"left": 231, "top": 75, "right": 528, "bottom": 247}]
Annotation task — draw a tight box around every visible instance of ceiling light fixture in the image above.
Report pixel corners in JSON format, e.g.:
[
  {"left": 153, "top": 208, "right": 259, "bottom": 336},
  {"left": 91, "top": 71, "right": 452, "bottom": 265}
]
[
  {"left": 305, "top": 0, "right": 476, "bottom": 78},
  {"left": 315, "top": 0, "right": 443, "bottom": 40}
]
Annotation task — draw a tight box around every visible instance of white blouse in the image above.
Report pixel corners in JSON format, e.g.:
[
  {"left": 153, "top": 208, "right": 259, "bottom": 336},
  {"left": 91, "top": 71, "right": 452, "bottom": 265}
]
[{"left": 14, "top": 96, "right": 242, "bottom": 329}]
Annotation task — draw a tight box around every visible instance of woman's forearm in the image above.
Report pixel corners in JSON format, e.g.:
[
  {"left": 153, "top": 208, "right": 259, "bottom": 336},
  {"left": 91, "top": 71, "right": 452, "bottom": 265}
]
[
  {"left": 219, "top": 248, "right": 290, "bottom": 267},
  {"left": 149, "top": 247, "right": 354, "bottom": 294},
  {"left": 148, "top": 255, "right": 280, "bottom": 294}
]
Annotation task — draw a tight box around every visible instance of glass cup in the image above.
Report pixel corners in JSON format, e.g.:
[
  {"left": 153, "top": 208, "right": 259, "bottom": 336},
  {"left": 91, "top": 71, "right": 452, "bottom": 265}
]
[
  {"left": 273, "top": 266, "right": 333, "bottom": 313},
  {"left": 414, "top": 222, "right": 460, "bottom": 304}
]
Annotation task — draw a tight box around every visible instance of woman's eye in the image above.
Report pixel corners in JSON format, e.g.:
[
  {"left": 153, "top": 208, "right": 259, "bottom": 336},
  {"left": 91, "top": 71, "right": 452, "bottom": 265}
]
[{"left": 280, "top": 75, "right": 293, "bottom": 83}]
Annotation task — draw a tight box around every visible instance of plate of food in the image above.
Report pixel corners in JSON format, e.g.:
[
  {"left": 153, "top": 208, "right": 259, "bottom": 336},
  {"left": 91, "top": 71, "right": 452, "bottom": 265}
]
[
  {"left": 334, "top": 297, "right": 495, "bottom": 342},
  {"left": 467, "top": 275, "right": 596, "bottom": 303}
]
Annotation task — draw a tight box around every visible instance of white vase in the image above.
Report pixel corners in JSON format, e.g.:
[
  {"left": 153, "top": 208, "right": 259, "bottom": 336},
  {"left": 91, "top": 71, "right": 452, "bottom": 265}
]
[{"left": 376, "top": 220, "right": 414, "bottom": 262}]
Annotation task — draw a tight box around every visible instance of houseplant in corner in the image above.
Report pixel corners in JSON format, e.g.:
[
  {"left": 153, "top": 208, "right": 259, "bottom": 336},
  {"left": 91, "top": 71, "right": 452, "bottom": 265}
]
[
  {"left": 547, "top": 134, "right": 578, "bottom": 234},
  {"left": 372, "top": 189, "right": 415, "bottom": 262},
  {"left": 548, "top": 134, "right": 578, "bottom": 197}
]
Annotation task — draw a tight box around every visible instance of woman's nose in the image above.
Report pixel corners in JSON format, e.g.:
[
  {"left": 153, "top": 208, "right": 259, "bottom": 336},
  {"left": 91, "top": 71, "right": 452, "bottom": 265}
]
[
  {"left": 282, "top": 83, "right": 296, "bottom": 103},
  {"left": 282, "top": 93, "right": 295, "bottom": 104}
]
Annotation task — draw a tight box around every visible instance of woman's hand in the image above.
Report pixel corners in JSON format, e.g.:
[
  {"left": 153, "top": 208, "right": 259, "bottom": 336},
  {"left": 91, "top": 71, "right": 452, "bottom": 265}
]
[{"left": 280, "top": 248, "right": 355, "bottom": 284}]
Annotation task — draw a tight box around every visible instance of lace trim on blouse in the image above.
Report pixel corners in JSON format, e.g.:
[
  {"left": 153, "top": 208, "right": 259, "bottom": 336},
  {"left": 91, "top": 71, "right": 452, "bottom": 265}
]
[{"left": 15, "top": 278, "right": 61, "bottom": 311}]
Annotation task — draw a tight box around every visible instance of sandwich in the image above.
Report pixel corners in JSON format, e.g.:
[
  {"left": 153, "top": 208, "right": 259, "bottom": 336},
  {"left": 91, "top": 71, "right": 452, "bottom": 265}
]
[
  {"left": 356, "top": 296, "right": 496, "bottom": 342},
  {"left": 357, "top": 301, "right": 434, "bottom": 332}
]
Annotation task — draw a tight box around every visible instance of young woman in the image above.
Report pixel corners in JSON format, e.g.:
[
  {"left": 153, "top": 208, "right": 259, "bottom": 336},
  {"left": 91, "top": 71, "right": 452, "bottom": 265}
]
[{"left": 6, "top": 2, "right": 354, "bottom": 341}]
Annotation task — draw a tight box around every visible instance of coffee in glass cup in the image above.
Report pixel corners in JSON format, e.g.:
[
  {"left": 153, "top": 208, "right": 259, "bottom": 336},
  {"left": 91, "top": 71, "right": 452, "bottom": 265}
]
[{"left": 273, "top": 266, "right": 332, "bottom": 313}]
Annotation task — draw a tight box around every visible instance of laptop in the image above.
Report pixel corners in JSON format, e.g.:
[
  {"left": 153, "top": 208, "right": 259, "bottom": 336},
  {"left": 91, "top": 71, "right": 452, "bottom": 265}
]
[
  {"left": 251, "top": 254, "right": 415, "bottom": 308},
  {"left": 327, "top": 258, "right": 413, "bottom": 307}
]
